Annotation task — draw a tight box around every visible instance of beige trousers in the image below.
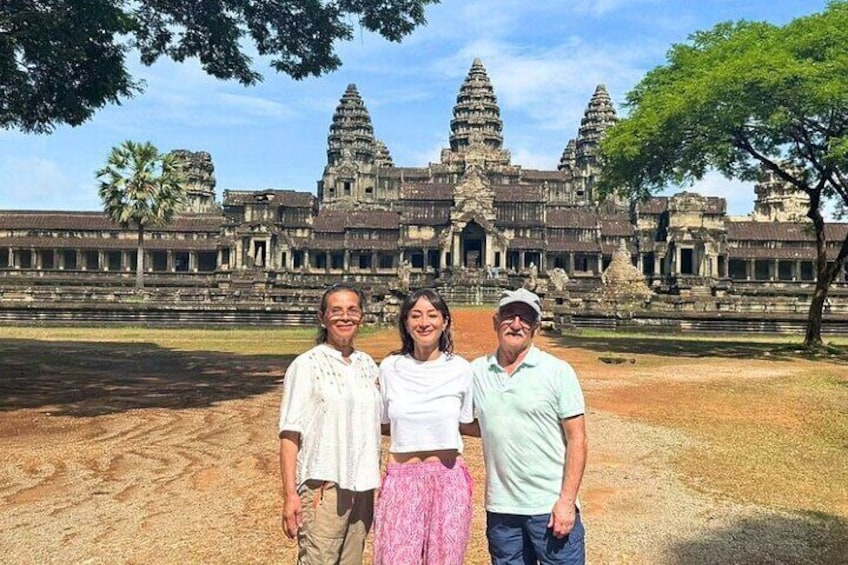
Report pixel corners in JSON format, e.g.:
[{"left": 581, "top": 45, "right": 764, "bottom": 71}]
[{"left": 297, "top": 480, "right": 374, "bottom": 565}]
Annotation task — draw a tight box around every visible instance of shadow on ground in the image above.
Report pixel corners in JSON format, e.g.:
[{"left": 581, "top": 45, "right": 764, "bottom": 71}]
[
  {"left": 668, "top": 511, "right": 848, "bottom": 564},
  {"left": 0, "top": 339, "right": 293, "bottom": 417},
  {"left": 553, "top": 333, "right": 848, "bottom": 363}
]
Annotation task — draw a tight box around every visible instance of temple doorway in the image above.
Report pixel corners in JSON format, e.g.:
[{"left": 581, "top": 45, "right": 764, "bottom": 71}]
[{"left": 460, "top": 222, "right": 485, "bottom": 269}]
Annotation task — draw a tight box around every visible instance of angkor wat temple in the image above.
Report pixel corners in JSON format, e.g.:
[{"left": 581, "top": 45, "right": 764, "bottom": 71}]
[{"left": 1, "top": 59, "right": 847, "bottom": 330}]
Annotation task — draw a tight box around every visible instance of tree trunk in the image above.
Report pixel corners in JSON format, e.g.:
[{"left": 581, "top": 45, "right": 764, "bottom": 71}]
[
  {"left": 804, "top": 279, "right": 828, "bottom": 347},
  {"left": 136, "top": 226, "right": 145, "bottom": 290},
  {"left": 802, "top": 197, "right": 848, "bottom": 348}
]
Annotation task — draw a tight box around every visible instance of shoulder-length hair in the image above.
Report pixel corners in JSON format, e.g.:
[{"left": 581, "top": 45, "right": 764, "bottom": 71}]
[
  {"left": 316, "top": 282, "right": 366, "bottom": 345},
  {"left": 392, "top": 288, "right": 454, "bottom": 356}
]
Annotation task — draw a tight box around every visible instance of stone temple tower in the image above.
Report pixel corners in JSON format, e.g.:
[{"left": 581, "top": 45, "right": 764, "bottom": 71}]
[
  {"left": 566, "top": 84, "right": 617, "bottom": 203},
  {"left": 320, "top": 84, "right": 390, "bottom": 206},
  {"left": 441, "top": 59, "right": 511, "bottom": 168},
  {"left": 752, "top": 164, "right": 809, "bottom": 222},
  {"left": 170, "top": 150, "right": 217, "bottom": 213}
]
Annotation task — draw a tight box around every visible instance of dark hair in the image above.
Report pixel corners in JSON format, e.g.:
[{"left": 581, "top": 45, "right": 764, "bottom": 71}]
[
  {"left": 316, "top": 282, "right": 366, "bottom": 345},
  {"left": 392, "top": 288, "right": 454, "bottom": 356}
]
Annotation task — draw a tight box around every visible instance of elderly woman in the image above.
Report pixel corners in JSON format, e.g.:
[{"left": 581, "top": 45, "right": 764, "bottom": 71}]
[
  {"left": 373, "top": 288, "right": 475, "bottom": 565},
  {"left": 278, "top": 283, "right": 382, "bottom": 565}
]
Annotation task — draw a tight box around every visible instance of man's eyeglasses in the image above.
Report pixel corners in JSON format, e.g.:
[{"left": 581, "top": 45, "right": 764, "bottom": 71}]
[{"left": 497, "top": 312, "right": 538, "bottom": 326}]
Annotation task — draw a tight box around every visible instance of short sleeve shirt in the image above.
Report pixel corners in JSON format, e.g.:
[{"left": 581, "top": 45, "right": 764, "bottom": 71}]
[
  {"left": 472, "top": 345, "right": 585, "bottom": 514},
  {"left": 278, "top": 344, "right": 382, "bottom": 491},
  {"left": 379, "top": 353, "right": 474, "bottom": 453}
]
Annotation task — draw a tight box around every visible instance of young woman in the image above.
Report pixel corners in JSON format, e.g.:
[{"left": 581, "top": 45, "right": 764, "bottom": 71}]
[
  {"left": 373, "top": 288, "right": 474, "bottom": 565},
  {"left": 278, "top": 283, "right": 382, "bottom": 565}
]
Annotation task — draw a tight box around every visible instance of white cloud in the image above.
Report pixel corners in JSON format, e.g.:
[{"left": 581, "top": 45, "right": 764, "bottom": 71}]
[{"left": 0, "top": 157, "right": 95, "bottom": 210}]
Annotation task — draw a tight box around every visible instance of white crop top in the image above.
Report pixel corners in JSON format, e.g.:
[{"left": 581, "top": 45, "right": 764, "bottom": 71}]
[{"left": 379, "top": 353, "right": 474, "bottom": 453}]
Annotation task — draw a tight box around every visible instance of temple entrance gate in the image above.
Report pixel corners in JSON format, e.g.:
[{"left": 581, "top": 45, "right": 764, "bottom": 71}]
[{"left": 460, "top": 222, "right": 485, "bottom": 269}]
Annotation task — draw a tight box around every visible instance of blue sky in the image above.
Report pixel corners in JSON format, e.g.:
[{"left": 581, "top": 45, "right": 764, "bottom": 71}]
[{"left": 0, "top": 0, "right": 829, "bottom": 215}]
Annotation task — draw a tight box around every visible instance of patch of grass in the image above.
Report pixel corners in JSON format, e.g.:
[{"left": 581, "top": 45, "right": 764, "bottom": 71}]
[{"left": 0, "top": 326, "right": 319, "bottom": 355}]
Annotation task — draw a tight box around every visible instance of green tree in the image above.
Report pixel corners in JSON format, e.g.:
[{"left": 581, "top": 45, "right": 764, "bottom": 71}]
[
  {"left": 97, "top": 141, "right": 185, "bottom": 290},
  {"left": 1, "top": 0, "right": 438, "bottom": 133},
  {"left": 598, "top": 1, "right": 848, "bottom": 348}
]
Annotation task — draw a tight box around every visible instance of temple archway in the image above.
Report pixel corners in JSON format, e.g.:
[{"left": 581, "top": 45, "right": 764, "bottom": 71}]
[{"left": 460, "top": 221, "right": 485, "bottom": 269}]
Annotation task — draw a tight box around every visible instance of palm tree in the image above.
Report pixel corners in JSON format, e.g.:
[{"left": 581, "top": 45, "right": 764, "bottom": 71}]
[{"left": 97, "top": 141, "right": 185, "bottom": 290}]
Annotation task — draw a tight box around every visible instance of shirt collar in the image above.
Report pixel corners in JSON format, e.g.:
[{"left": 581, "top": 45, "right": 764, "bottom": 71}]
[
  {"left": 487, "top": 344, "right": 540, "bottom": 371},
  {"left": 318, "top": 343, "right": 362, "bottom": 362}
]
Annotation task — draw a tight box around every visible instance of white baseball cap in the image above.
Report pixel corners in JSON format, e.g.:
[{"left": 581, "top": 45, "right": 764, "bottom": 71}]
[{"left": 497, "top": 288, "right": 542, "bottom": 321}]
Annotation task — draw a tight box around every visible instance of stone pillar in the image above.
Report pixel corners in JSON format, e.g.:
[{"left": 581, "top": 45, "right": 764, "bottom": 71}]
[
  {"left": 440, "top": 248, "right": 448, "bottom": 270},
  {"left": 794, "top": 260, "right": 801, "bottom": 282},
  {"left": 32, "top": 248, "right": 40, "bottom": 269},
  {"left": 452, "top": 234, "right": 461, "bottom": 268},
  {"left": 654, "top": 254, "right": 661, "bottom": 276},
  {"left": 772, "top": 259, "right": 778, "bottom": 281},
  {"left": 746, "top": 259, "right": 753, "bottom": 281},
  {"left": 568, "top": 253, "right": 575, "bottom": 276},
  {"left": 189, "top": 251, "right": 198, "bottom": 273},
  {"left": 166, "top": 251, "right": 174, "bottom": 272},
  {"left": 52, "top": 250, "right": 59, "bottom": 270},
  {"left": 325, "top": 252, "right": 331, "bottom": 274},
  {"left": 675, "top": 246, "right": 681, "bottom": 275},
  {"left": 7, "top": 248, "right": 13, "bottom": 269},
  {"left": 303, "top": 250, "right": 310, "bottom": 272},
  {"left": 519, "top": 251, "right": 526, "bottom": 271},
  {"left": 371, "top": 252, "right": 378, "bottom": 273},
  {"left": 57, "top": 250, "right": 65, "bottom": 270},
  {"left": 539, "top": 252, "right": 547, "bottom": 275},
  {"left": 596, "top": 253, "right": 603, "bottom": 275},
  {"left": 485, "top": 234, "right": 494, "bottom": 268},
  {"left": 343, "top": 250, "right": 350, "bottom": 272},
  {"left": 77, "top": 249, "right": 85, "bottom": 271}
]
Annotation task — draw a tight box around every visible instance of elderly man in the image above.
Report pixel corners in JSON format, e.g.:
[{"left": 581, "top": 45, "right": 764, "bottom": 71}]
[{"left": 470, "top": 288, "right": 588, "bottom": 565}]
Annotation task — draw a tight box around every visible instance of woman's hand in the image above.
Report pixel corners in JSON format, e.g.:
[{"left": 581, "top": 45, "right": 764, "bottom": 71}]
[{"left": 282, "top": 492, "right": 303, "bottom": 539}]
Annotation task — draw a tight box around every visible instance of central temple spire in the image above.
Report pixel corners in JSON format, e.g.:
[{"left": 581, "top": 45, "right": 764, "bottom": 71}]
[{"left": 449, "top": 58, "right": 504, "bottom": 152}]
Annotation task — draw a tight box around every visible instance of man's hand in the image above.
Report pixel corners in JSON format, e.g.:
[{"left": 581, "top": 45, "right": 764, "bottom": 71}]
[
  {"left": 548, "top": 497, "right": 576, "bottom": 539},
  {"left": 282, "top": 492, "right": 303, "bottom": 539}
]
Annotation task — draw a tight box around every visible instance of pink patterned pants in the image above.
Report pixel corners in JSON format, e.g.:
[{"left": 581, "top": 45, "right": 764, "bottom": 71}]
[{"left": 373, "top": 460, "right": 473, "bottom": 565}]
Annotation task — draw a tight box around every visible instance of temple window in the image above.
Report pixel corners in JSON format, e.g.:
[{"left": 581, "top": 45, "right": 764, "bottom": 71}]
[
  {"left": 174, "top": 252, "right": 190, "bottom": 272},
  {"left": 84, "top": 251, "right": 99, "bottom": 270},
  {"left": 198, "top": 252, "right": 217, "bottom": 272},
  {"left": 728, "top": 259, "right": 746, "bottom": 279},
  {"left": 151, "top": 252, "right": 168, "bottom": 272},
  {"left": 0, "top": 249, "right": 8, "bottom": 268},
  {"left": 754, "top": 260, "right": 770, "bottom": 280},
  {"left": 378, "top": 254, "right": 394, "bottom": 269},
  {"left": 62, "top": 249, "right": 77, "bottom": 270},
  {"left": 680, "top": 249, "right": 694, "bottom": 275},
  {"left": 343, "top": 181, "right": 352, "bottom": 196},
  {"left": 19, "top": 249, "right": 33, "bottom": 269},
  {"left": 107, "top": 251, "right": 121, "bottom": 271}
]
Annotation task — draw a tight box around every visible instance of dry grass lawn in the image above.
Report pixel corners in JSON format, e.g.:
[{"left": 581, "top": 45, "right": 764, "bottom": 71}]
[{"left": 1, "top": 312, "right": 846, "bottom": 564}]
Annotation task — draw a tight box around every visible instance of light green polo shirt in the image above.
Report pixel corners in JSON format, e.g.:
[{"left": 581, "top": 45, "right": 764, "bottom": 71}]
[{"left": 471, "top": 345, "right": 585, "bottom": 515}]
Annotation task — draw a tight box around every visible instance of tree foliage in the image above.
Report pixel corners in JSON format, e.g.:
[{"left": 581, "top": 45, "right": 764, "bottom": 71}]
[
  {"left": 97, "top": 140, "right": 185, "bottom": 290},
  {"left": 598, "top": 1, "right": 848, "bottom": 347},
  {"left": 1, "top": 0, "right": 438, "bottom": 133}
]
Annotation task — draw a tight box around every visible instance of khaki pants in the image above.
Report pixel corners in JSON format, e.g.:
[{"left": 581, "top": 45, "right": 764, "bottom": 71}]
[{"left": 297, "top": 480, "right": 374, "bottom": 565}]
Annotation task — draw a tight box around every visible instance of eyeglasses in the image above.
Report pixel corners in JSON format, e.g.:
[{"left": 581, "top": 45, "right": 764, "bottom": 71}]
[
  {"left": 497, "top": 312, "right": 538, "bottom": 326},
  {"left": 326, "top": 308, "right": 363, "bottom": 321}
]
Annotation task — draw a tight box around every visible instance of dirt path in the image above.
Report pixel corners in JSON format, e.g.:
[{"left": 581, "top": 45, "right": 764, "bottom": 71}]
[{"left": 0, "top": 310, "right": 840, "bottom": 563}]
